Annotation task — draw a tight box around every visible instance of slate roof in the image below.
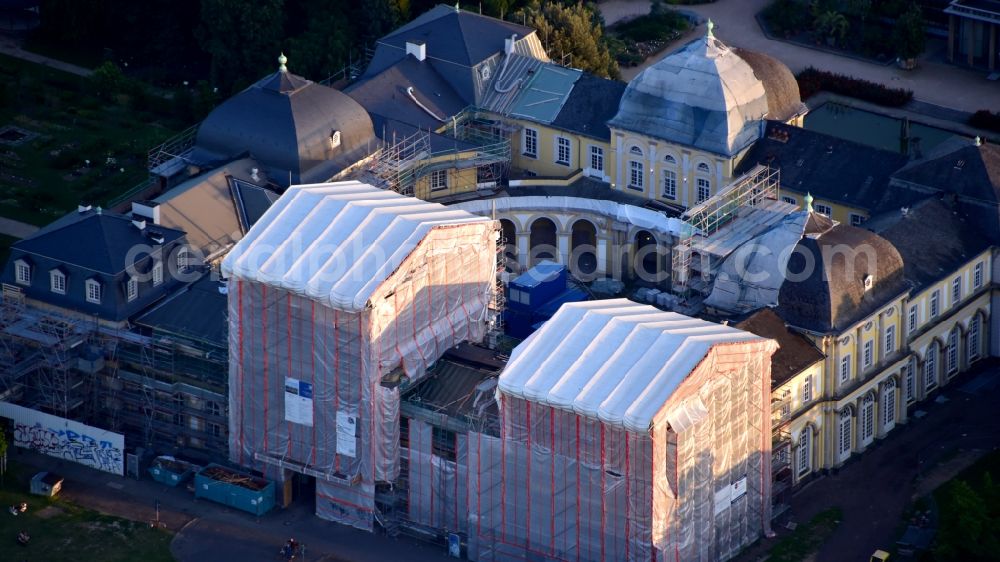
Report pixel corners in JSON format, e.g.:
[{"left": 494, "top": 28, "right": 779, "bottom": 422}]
[
  {"left": 865, "top": 195, "right": 991, "bottom": 292},
  {"left": 738, "top": 121, "right": 910, "bottom": 210},
  {"left": 13, "top": 210, "right": 184, "bottom": 275},
  {"left": 777, "top": 223, "right": 907, "bottom": 333},
  {"left": 550, "top": 73, "right": 627, "bottom": 141},
  {"left": 346, "top": 56, "right": 466, "bottom": 130},
  {"left": 135, "top": 273, "right": 228, "bottom": 347},
  {"left": 892, "top": 139, "right": 1000, "bottom": 204},
  {"left": 735, "top": 308, "right": 824, "bottom": 387}
]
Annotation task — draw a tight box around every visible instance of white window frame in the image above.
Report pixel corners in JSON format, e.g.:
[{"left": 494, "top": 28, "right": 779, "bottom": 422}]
[
  {"left": 628, "top": 160, "right": 643, "bottom": 191},
  {"left": 797, "top": 429, "right": 810, "bottom": 477},
  {"left": 924, "top": 344, "right": 937, "bottom": 390},
  {"left": 951, "top": 276, "right": 961, "bottom": 305},
  {"left": 589, "top": 145, "right": 604, "bottom": 174},
  {"left": 523, "top": 128, "right": 538, "bottom": 158},
  {"left": 974, "top": 261, "right": 984, "bottom": 289},
  {"left": 152, "top": 261, "right": 163, "bottom": 286},
  {"left": 696, "top": 162, "right": 710, "bottom": 173},
  {"left": 555, "top": 136, "right": 571, "bottom": 166},
  {"left": 930, "top": 290, "right": 940, "bottom": 318},
  {"left": 429, "top": 169, "right": 448, "bottom": 192},
  {"left": 14, "top": 259, "right": 30, "bottom": 285},
  {"left": 696, "top": 178, "right": 711, "bottom": 203},
  {"left": 860, "top": 393, "right": 875, "bottom": 444},
  {"left": 839, "top": 354, "right": 851, "bottom": 385},
  {"left": 662, "top": 170, "right": 677, "bottom": 199},
  {"left": 862, "top": 339, "right": 874, "bottom": 369},
  {"left": 946, "top": 329, "right": 959, "bottom": 375},
  {"left": 904, "top": 358, "right": 916, "bottom": 403},
  {"left": 908, "top": 305, "right": 918, "bottom": 334},
  {"left": 814, "top": 204, "right": 833, "bottom": 217},
  {"left": 781, "top": 195, "right": 797, "bottom": 205},
  {"left": 85, "top": 279, "right": 102, "bottom": 304},
  {"left": 968, "top": 316, "right": 981, "bottom": 361},
  {"left": 882, "top": 381, "right": 896, "bottom": 430},
  {"left": 838, "top": 408, "right": 852, "bottom": 459},
  {"left": 849, "top": 213, "right": 865, "bottom": 226},
  {"left": 884, "top": 325, "right": 895, "bottom": 357},
  {"left": 802, "top": 375, "right": 813, "bottom": 403},
  {"left": 126, "top": 276, "right": 138, "bottom": 302},
  {"left": 49, "top": 269, "right": 66, "bottom": 295}
]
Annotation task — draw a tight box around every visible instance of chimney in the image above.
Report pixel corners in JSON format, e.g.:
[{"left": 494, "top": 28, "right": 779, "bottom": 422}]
[
  {"left": 78, "top": 204, "right": 92, "bottom": 214},
  {"left": 505, "top": 34, "right": 518, "bottom": 55},
  {"left": 406, "top": 41, "right": 426, "bottom": 62},
  {"left": 132, "top": 218, "right": 147, "bottom": 231},
  {"left": 131, "top": 200, "right": 160, "bottom": 225}
]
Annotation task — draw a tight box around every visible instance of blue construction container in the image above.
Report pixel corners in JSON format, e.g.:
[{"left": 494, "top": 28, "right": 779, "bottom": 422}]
[
  {"left": 507, "top": 261, "right": 567, "bottom": 312},
  {"left": 533, "top": 288, "right": 588, "bottom": 321},
  {"left": 504, "top": 308, "right": 535, "bottom": 339},
  {"left": 194, "top": 464, "right": 275, "bottom": 516},
  {"left": 148, "top": 456, "right": 199, "bottom": 487}
]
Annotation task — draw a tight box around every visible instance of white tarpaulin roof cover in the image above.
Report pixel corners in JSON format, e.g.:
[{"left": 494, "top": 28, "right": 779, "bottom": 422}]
[
  {"left": 498, "top": 299, "right": 762, "bottom": 432},
  {"left": 222, "top": 181, "right": 492, "bottom": 311}
]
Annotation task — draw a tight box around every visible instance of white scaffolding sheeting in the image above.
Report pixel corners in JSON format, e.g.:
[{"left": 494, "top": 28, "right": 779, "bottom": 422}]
[
  {"left": 476, "top": 299, "right": 777, "bottom": 561},
  {"left": 225, "top": 181, "right": 498, "bottom": 531}
]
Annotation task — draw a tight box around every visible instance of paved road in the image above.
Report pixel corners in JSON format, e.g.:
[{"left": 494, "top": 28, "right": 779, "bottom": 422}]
[
  {"left": 0, "top": 33, "right": 92, "bottom": 76},
  {"left": 737, "top": 361, "right": 1000, "bottom": 562},
  {"left": 0, "top": 216, "right": 39, "bottom": 239},
  {"left": 599, "top": 0, "right": 1000, "bottom": 113}
]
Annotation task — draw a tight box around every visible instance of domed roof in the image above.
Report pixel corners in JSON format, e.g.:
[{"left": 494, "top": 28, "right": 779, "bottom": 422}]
[
  {"left": 194, "top": 56, "right": 376, "bottom": 187},
  {"left": 608, "top": 24, "right": 769, "bottom": 156},
  {"left": 777, "top": 222, "right": 906, "bottom": 333},
  {"left": 733, "top": 48, "right": 805, "bottom": 123}
]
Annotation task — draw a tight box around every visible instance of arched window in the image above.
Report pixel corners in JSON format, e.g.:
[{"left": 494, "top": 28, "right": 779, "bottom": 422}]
[
  {"left": 528, "top": 218, "right": 557, "bottom": 264},
  {"left": 629, "top": 145, "right": 643, "bottom": 156},
  {"left": 697, "top": 162, "right": 710, "bottom": 173},
  {"left": 570, "top": 220, "right": 597, "bottom": 276},
  {"left": 797, "top": 428, "right": 810, "bottom": 477},
  {"left": 904, "top": 356, "right": 916, "bottom": 403},
  {"left": 968, "top": 315, "right": 981, "bottom": 362},
  {"left": 924, "top": 343, "right": 938, "bottom": 390},
  {"left": 663, "top": 154, "right": 677, "bottom": 165},
  {"left": 838, "top": 407, "right": 852, "bottom": 460},
  {"left": 860, "top": 393, "right": 875, "bottom": 443},
  {"left": 946, "top": 328, "right": 960, "bottom": 375},
  {"left": 881, "top": 380, "right": 896, "bottom": 430}
]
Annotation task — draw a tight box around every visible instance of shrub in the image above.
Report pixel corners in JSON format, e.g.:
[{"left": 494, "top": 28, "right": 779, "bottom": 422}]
[
  {"left": 796, "top": 67, "right": 913, "bottom": 107},
  {"left": 613, "top": 10, "right": 688, "bottom": 43},
  {"left": 762, "top": 0, "right": 810, "bottom": 36},
  {"left": 892, "top": 4, "right": 926, "bottom": 60},
  {"left": 970, "top": 110, "right": 1000, "bottom": 134}
]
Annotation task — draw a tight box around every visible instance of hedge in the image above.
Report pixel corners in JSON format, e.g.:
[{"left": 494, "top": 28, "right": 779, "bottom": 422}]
[
  {"left": 969, "top": 110, "right": 1000, "bottom": 134},
  {"left": 796, "top": 67, "right": 913, "bottom": 107}
]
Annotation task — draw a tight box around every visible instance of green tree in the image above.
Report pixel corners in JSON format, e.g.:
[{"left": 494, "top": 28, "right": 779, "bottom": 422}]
[
  {"left": 936, "top": 479, "right": 994, "bottom": 560},
  {"left": 90, "top": 61, "right": 128, "bottom": 101},
  {"left": 892, "top": 4, "right": 926, "bottom": 60},
  {"left": 814, "top": 10, "right": 849, "bottom": 45},
  {"left": 197, "top": 0, "right": 286, "bottom": 92},
  {"left": 287, "top": 0, "right": 356, "bottom": 81},
  {"left": 515, "top": 1, "right": 619, "bottom": 80}
]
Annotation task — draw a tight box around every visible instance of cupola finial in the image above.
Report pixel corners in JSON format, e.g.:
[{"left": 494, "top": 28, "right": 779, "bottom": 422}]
[
  {"left": 804, "top": 192, "right": 814, "bottom": 214},
  {"left": 278, "top": 52, "right": 288, "bottom": 73},
  {"left": 706, "top": 19, "right": 715, "bottom": 39}
]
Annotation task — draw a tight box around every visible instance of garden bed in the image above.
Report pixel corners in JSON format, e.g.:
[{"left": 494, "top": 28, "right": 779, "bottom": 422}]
[{"left": 608, "top": 9, "right": 690, "bottom": 68}]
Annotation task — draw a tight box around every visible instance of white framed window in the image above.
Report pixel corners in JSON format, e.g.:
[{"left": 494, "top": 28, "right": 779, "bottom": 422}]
[
  {"left": 951, "top": 276, "right": 961, "bottom": 304},
  {"left": 696, "top": 162, "right": 710, "bottom": 173},
  {"left": 126, "top": 276, "right": 138, "bottom": 302},
  {"left": 779, "top": 388, "right": 791, "bottom": 419},
  {"left": 968, "top": 316, "right": 981, "bottom": 361},
  {"left": 862, "top": 339, "right": 874, "bottom": 369},
  {"left": 860, "top": 393, "right": 875, "bottom": 443},
  {"left": 904, "top": 358, "right": 916, "bottom": 402},
  {"left": 663, "top": 154, "right": 676, "bottom": 165},
  {"left": 696, "top": 178, "right": 711, "bottom": 203},
  {"left": 908, "top": 305, "right": 918, "bottom": 334},
  {"left": 555, "top": 137, "right": 571, "bottom": 166},
  {"left": 850, "top": 213, "right": 865, "bottom": 226},
  {"left": 629, "top": 145, "right": 643, "bottom": 156},
  {"left": 662, "top": 170, "right": 677, "bottom": 199},
  {"left": 85, "top": 279, "right": 102, "bottom": 304},
  {"left": 946, "top": 329, "right": 959, "bottom": 375},
  {"left": 881, "top": 380, "right": 896, "bottom": 429},
  {"left": 589, "top": 146, "right": 604, "bottom": 173},
  {"left": 974, "top": 261, "right": 984, "bottom": 289},
  {"left": 49, "top": 269, "right": 66, "bottom": 294},
  {"left": 924, "top": 344, "right": 938, "bottom": 390},
  {"left": 628, "top": 160, "right": 643, "bottom": 191},
  {"left": 839, "top": 354, "right": 851, "bottom": 385},
  {"left": 523, "top": 128, "right": 537, "bottom": 158},
  {"left": 930, "top": 290, "right": 940, "bottom": 318},
  {"left": 814, "top": 204, "right": 833, "bottom": 217},
  {"left": 838, "top": 408, "right": 852, "bottom": 458},
  {"left": 152, "top": 261, "right": 163, "bottom": 286},
  {"left": 430, "top": 169, "right": 448, "bottom": 192},
  {"left": 781, "top": 196, "right": 797, "bottom": 205},
  {"left": 14, "top": 259, "right": 30, "bottom": 285},
  {"left": 797, "top": 429, "right": 810, "bottom": 477},
  {"left": 802, "top": 375, "right": 813, "bottom": 403},
  {"left": 884, "top": 325, "right": 896, "bottom": 356}
]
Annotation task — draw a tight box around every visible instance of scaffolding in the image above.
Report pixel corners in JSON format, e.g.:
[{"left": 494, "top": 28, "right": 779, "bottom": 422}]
[
  {"left": 147, "top": 124, "right": 199, "bottom": 173},
  {"left": 359, "top": 129, "right": 432, "bottom": 196},
  {"left": 671, "top": 165, "right": 780, "bottom": 296}
]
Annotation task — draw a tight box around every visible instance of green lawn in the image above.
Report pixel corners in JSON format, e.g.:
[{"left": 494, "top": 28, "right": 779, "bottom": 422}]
[
  {"left": 0, "top": 466, "right": 174, "bottom": 562},
  {"left": 0, "top": 53, "right": 185, "bottom": 226},
  {"left": 768, "top": 507, "right": 843, "bottom": 562}
]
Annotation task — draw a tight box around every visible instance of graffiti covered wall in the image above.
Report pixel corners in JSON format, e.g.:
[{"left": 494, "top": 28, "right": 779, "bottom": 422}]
[{"left": 0, "top": 402, "right": 124, "bottom": 475}]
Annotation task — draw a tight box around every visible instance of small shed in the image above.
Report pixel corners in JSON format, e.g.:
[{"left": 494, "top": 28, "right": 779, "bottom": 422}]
[
  {"left": 194, "top": 464, "right": 274, "bottom": 516},
  {"left": 30, "top": 471, "right": 63, "bottom": 497},
  {"left": 148, "top": 456, "right": 200, "bottom": 487}
]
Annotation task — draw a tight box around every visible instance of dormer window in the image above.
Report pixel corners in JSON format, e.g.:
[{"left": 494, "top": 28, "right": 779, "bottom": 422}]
[
  {"left": 14, "top": 259, "right": 30, "bottom": 285},
  {"left": 329, "top": 130, "right": 341, "bottom": 149},
  {"left": 126, "top": 276, "right": 138, "bottom": 302},
  {"left": 863, "top": 274, "right": 874, "bottom": 292},
  {"left": 85, "top": 279, "right": 102, "bottom": 304},
  {"left": 50, "top": 269, "right": 66, "bottom": 294}
]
